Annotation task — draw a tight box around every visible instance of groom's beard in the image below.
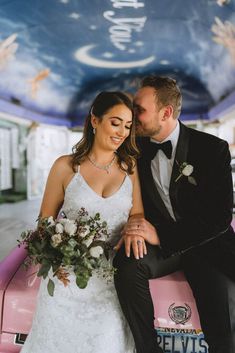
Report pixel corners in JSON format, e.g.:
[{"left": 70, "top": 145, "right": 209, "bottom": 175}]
[{"left": 136, "top": 121, "right": 162, "bottom": 138}]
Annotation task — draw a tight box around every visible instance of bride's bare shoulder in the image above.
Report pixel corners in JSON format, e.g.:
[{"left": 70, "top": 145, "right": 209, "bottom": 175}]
[{"left": 51, "top": 155, "right": 74, "bottom": 174}]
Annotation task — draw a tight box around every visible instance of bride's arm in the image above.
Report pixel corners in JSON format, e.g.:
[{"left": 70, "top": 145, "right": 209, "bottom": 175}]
[
  {"left": 129, "top": 164, "right": 144, "bottom": 218},
  {"left": 115, "top": 165, "right": 160, "bottom": 259},
  {"left": 39, "top": 156, "right": 72, "bottom": 220}
]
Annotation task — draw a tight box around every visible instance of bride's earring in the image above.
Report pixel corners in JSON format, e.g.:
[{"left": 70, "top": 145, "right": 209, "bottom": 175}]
[{"left": 93, "top": 127, "right": 96, "bottom": 135}]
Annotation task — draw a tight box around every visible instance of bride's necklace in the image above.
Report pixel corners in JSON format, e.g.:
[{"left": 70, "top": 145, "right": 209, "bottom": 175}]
[{"left": 87, "top": 154, "right": 116, "bottom": 174}]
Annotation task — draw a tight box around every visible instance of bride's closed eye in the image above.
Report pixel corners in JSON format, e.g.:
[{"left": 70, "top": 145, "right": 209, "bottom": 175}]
[
  {"left": 111, "top": 122, "right": 132, "bottom": 130},
  {"left": 111, "top": 122, "right": 119, "bottom": 127}
]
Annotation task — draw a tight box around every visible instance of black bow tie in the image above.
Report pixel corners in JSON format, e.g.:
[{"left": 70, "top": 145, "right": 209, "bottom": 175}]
[{"left": 149, "top": 140, "right": 172, "bottom": 160}]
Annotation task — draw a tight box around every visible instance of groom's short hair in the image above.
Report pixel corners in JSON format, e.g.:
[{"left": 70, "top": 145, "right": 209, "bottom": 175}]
[{"left": 141, "top": 75, "right": 182, "bottom": 120}]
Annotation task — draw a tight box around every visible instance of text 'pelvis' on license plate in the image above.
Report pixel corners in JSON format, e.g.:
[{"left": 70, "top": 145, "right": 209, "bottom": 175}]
[{"left": 156, "top": 328, "right": 208, "bottom": 353}]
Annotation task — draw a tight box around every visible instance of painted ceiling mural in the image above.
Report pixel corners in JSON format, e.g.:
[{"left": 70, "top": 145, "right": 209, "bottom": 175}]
[{"left": 0, "top": 0, "right": 235, "bottom": 126}]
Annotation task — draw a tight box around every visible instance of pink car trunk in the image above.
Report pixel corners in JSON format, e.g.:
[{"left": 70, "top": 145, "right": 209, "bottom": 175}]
[
  {"left": 150, "top": 273, "right": 208, "bottom": 352},
  {"left": 0, "top": 249, "right": 207, "bottom": 353},
  {"left": 0, "top": 246, "right": 40, "bottom": 353},
  {"left": 0, "top": 246, "right": 27, "bottom": 330}
]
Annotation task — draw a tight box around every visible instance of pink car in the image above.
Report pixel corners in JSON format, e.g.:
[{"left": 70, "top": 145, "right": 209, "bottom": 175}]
[
  {"left": 0, "top": 246, "right": 40, "bottom": 353},
  {"left": 1, "top": 220, "right": 234, "bottom": 353}
]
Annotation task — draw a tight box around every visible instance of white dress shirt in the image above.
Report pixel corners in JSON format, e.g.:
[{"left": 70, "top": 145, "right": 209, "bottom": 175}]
[{"left": 150, "top": 121, "right": 180, "bottom": 221}]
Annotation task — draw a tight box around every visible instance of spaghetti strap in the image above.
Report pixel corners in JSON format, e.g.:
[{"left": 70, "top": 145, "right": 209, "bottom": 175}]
[{"left": 76, "top": 164, "right": 80, "bottom": 173}]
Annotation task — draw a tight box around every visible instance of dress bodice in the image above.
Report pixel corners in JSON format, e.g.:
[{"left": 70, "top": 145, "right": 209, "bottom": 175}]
[{"left": 61, "top": 169, "right": 133, "bottom": 246}]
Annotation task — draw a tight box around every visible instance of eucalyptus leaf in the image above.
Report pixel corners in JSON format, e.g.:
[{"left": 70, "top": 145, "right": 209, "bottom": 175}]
[
  {"left": 37, "top": 262, "right": 51, "bottom": 278},
  {"left": 52, "top": 263, "right": 61, "bottom": 273},
  {"left": 33, "top": 240, "right": 43, "bottom": 252},
  {"left": 63, "top": 257, "right": 72, "bottom": 265},
  {"left": 83, "top": 258, "right": 94, "bottom": 270},
  {"left": 76, "top": 275, "right": 88, "bottom": 289},
  {"left": 80, "top": 243, "right": 88, "bottom": 253},
  {"left": 188, "top": 176, "right": 197, "bottom": 186},
  {"left": 47, "top": 278, "right": 55, "bottom": 296},
  {"left": 68, "top": 238, "right": 77, "bottom": 248}
]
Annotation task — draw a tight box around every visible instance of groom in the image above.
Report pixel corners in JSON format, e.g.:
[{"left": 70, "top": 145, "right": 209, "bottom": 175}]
[{"left": 114, "top": 75, "right": 235, "bottom": 353}]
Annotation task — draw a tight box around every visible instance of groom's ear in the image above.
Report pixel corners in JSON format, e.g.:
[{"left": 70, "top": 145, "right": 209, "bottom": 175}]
[{"left": 162, "top": 105, "right": 173, "bottom": 121}]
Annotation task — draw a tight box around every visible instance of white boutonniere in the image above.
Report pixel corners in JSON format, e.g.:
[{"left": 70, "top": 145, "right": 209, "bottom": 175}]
[{"left": 175, "top": 161, "right": 197, "bottom": 185}]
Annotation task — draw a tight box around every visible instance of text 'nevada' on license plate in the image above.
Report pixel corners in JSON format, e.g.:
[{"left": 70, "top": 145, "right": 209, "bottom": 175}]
[{"left": 156, "top": 328, "right": 208, "bottom": 353}]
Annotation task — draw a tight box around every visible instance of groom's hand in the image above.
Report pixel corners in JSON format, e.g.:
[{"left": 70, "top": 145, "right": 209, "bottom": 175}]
[{"left": 122, "top": 216, "right": 160, "bottom": 246}]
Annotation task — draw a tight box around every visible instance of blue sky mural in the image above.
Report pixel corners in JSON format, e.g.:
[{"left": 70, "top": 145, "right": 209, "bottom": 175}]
[{"left": 0, "top": 0, "right": 235, "bottom": 126}]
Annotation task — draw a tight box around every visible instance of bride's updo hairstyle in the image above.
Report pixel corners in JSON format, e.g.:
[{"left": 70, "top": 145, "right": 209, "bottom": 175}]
[{"left": 71, "top": 91, "right": 139, "bottom": 174}]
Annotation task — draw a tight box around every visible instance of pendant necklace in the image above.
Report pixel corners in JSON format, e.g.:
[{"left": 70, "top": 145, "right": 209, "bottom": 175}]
[{"left": 87, "top": 154, "right": 116, "bottom": 174}]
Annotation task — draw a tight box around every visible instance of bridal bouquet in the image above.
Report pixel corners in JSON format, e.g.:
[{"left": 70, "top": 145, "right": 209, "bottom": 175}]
[{"left": 18, "top": 208, "right": 113, "bottom": 296}]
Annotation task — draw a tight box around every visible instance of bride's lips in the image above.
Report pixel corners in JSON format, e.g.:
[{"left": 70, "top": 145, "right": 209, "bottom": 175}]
[{"left": 110, "top": 137, "right": 123, "bottom": 145}]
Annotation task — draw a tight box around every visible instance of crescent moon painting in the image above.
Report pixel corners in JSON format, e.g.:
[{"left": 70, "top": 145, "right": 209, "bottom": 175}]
[{"left": 74, "top": 44, "right": 155, "bottom": 69}]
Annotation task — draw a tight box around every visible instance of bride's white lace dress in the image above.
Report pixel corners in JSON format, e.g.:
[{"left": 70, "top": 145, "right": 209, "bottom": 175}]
[{"left": 20, "top": 169, "right": 135, "bottom": 353}]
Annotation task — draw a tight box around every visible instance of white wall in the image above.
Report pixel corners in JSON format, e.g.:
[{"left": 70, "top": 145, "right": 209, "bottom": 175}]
[{"left": 27, "top": 125, "right": 82, "bottom": 200}]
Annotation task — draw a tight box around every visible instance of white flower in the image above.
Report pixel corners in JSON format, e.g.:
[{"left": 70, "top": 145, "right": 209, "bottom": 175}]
[
  {"left": 82, "top": 235, "right": 94, "bottom": 248},
  {"left": 89, "top": 246, "right": 104, "bottom": 258},
  {"left": 175, "top": 161, "right": 197, "bottom": 185},
  {"left": 58, "top": 218, "right": 69, "bottom": 225},
  {"left": 51, "top": 233, "right": 62, "bottom": 247},
  {"left": 79, "top": 225, "right": 90, "bottom": 238},
  {"left": 55, "top": 223, "right": 64, "bottom": 234},
  {"left": 182, "top": 164, "right": 193, "bottom": 177},
  {"left": 47, "top": 216, "right": 55, "bottom": 226},
  {"left": 64, "top": 220, "right": 77, "bottom": 236},
  {"left": 99, "top": 233, "right": 107, "bottom": 241}
]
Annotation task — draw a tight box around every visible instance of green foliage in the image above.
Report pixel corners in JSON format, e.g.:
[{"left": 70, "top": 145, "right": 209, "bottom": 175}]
[
  {"left": 47, "top": 279, "right": 55, "bottom": 297},
  {"left": 18, "top": 208, "right": 114, "bottom": 296}
]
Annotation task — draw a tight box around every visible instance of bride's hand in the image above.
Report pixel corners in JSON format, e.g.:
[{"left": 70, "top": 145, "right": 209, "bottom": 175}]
[{"left": 114, "top": 234, "right": 147, "bottom": 260}]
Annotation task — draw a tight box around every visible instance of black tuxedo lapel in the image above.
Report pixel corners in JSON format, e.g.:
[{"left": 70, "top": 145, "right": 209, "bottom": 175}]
[
  {"left": 139, "top": 139, "right": 173, "bottom": 221},
  {"left": 169, "top": 122, "right": 190, "bottom": 220}
]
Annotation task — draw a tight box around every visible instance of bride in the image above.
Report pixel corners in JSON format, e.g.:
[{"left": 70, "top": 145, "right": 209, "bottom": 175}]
[{"left": 21, "top": 91, "right": 146, "bottom": 353}]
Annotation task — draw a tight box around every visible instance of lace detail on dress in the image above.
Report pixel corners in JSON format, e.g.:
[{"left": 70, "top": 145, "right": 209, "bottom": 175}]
[
  {"left": 62, "top": 170, "right": 133, "bottom": 246},
  {"left": 21, "top": 169, "right": 135, "bottom": 353}
]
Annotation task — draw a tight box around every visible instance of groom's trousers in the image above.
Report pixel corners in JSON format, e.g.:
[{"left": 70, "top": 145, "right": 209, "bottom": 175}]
[{"left": 113, "top": 239, "right": 234, "bottom": 353}]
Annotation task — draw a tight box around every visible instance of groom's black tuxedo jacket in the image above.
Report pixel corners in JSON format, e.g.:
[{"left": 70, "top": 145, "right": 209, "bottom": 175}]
[{"left": 137, "top": 121, "right": 234, "bottom": 257}]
